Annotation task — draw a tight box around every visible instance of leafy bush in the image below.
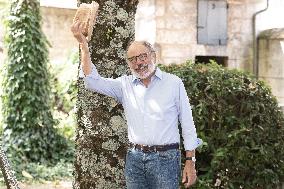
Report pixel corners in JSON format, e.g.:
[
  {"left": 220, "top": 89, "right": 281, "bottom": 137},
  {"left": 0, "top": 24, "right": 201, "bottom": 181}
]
[
  {"left": 0, "top": 160, "right": 73, "bottom": 185},
  {"left": 50, "top": 50, "right": 78, "bottom": 140},
  {"left": 160, "top": 61, "right": 284, "bottom": 189},
  {"left": 1, "top": 0, "right": 71, "bottom": 165}
]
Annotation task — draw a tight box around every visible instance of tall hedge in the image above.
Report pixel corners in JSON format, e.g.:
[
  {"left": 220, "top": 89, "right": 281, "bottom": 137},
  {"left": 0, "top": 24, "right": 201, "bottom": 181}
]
[
  {"left": 1, "top": 0, "right": 69, "bottom": 164},
  {"left": 160, "top": 61, "right": 284, "bottom": 189}
]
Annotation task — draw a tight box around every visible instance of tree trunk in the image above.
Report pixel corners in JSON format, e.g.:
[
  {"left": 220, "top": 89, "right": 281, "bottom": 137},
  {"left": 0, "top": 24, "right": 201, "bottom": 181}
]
[
  {"left": 0, "top": 145, "right": 20, "bottom": 189},
  {"left": 74, "top": 0, "right": 139, "bottom": 188}
]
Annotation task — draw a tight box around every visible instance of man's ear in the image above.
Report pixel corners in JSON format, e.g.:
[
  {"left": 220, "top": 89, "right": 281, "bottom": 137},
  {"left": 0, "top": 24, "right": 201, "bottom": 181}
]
[{"left": 151, "top": 52, "right": 157, "bottom": 63}]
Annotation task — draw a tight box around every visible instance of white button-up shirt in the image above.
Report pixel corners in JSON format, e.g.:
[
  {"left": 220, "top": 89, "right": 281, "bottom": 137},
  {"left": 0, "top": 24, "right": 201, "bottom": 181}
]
[{"left": 83, "top": 65, "right": 202, "bottom": 150}]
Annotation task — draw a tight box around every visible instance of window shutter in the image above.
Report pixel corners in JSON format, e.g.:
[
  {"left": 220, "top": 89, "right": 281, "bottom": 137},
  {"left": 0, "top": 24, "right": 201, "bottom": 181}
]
[{"left": 198, "top": 0, "right": 228, "bottom": 45}]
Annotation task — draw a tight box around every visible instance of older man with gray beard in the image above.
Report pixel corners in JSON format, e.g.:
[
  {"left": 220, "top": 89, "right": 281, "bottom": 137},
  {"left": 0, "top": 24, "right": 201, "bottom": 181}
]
[{"left": 71, "top": 21, "right": 202, "bottom": 189}]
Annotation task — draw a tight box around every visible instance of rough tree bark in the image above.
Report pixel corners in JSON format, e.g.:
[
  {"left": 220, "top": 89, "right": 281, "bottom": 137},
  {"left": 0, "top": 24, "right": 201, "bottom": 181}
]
[
  {"left": 0, "top": 145, "right": 20, "bottom": 189},
  {"left": 74, "top": 0, "right": 139, "bottom": 188}
]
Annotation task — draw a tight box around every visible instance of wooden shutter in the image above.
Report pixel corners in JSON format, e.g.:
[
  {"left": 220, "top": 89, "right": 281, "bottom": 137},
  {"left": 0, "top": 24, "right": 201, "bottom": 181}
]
[{"left": 197, "top": 0, "right": 228, "bottom": 45}]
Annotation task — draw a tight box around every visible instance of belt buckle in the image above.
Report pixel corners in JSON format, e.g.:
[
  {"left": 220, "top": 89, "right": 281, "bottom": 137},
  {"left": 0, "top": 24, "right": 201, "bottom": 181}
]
[
  {"left": 142, "top": 145, "right": 157, "bottom": 153},
  {"left": 142, "top": 145, "right": 150, "bottom": 153}
]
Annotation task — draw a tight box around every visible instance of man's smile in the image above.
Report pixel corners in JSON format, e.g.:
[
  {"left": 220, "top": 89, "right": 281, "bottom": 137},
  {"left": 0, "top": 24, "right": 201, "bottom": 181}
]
[{"left": 136, "top": 64, "right": 148, "bottom": 72}]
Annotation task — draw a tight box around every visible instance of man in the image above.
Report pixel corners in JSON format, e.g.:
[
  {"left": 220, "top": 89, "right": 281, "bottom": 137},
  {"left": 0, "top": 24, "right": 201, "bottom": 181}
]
[{"left": 71, "top": 21, "right": 202, "bottom": 189}]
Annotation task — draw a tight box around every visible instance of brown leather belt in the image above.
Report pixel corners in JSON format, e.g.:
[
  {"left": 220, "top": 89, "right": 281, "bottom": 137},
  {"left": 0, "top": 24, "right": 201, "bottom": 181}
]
[{"left": 129, "top": 143, "right": 179, "bottom": 153}]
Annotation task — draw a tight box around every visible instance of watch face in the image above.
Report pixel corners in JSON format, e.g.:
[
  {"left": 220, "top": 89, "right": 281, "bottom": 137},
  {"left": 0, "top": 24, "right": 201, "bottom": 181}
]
[{"left": 186, "top": 157, "right": 196, "bottom": 162}]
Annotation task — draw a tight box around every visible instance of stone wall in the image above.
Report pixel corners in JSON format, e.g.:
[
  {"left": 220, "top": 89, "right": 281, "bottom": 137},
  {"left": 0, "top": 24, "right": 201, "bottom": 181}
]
[
  {"left": 2, "top": 0, "right": 280, "bottom": 71},
  {"left": 152, "top": 0, "right": 267, "bottom": 71},
  {"left": 135, "top": 0, "right": 284, "bottom": 104},
  {"left": 40, "top": 6, "right": 78, "bottom": 65},
  {"left": 258, "top": 29, "right": 284, "bottom": 104},
  {"left": 0, "top": 6, "right": 78, "bottom": 66}
]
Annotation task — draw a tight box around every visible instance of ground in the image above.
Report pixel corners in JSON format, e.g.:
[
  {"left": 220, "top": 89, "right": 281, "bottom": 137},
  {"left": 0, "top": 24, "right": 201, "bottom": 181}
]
[{"left": 0, "top": 181, "right": 72, "bottom": 189}]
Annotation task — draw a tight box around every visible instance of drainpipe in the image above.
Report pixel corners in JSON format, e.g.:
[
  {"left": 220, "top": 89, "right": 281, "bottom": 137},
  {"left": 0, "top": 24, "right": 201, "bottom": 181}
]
[{"left": 252, "top": 0, "right": 269, "bottom": 79}]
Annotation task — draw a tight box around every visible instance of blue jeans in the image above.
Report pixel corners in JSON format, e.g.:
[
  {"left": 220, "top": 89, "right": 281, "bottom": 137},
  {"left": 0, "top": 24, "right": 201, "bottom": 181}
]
[{"left": 125, "top": 148, "right": 181, "bottom": 189}]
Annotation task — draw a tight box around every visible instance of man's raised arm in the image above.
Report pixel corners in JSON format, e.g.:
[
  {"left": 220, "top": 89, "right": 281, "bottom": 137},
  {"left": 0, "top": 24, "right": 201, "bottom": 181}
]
[
  {"left": 70, "top": 21, "right": 123, "bottom": 103},
  {"left": 70, "top": 21, "right": 92, "bottom": 76}
]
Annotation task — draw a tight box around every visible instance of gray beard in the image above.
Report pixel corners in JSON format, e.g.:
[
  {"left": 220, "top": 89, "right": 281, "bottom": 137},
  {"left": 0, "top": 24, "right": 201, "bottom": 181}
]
[{"left": 130, "top": 62, "right": 156, "bottom": 79}]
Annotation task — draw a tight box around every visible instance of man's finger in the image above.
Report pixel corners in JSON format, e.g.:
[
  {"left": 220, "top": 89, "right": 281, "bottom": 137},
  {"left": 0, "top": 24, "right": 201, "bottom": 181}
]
[
  {"left": 76, "top": 22, "right": 82, "bottom": 31},
  {"left": 70, "top": 21, "right": 78, "bottom": 32},
  {"left": 185, "top": 174, "right": 191, "bottom": 188},
  {"left": 74, "top": 21, "right": 82, "bottom": 33},
  {"left": 186, "top": 174, "right": 197, "bottom": 188},
  {"left": 79, "top": 22, "right": 86, "bottom": 33},
  {"left": 182, "top": 172, "right": 187, "bottom": 183}
]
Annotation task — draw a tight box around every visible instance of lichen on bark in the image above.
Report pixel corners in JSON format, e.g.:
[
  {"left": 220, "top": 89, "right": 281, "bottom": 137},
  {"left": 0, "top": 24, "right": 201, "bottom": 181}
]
[{"left": 74, "top": 0, "right": 139, "bottom": 188}]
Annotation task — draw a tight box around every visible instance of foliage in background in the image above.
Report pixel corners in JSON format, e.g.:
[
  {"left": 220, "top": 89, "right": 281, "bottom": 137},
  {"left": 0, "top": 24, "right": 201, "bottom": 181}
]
[
  {"left": 1, "top": 0, "right": 71, "bottom": 166},
  {"left": 0, "top": 51, "right": 77, "bottom": 185},
  {"left": 160, "top": 61, "right": 284, "bottom": 189},
  {"left": 50, "top": 50, "right": 78, "bottom": 140}
]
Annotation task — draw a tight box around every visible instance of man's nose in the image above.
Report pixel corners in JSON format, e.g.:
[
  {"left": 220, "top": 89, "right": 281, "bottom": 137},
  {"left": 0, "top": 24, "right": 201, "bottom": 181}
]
[
  {"left": 132, "top": 61, "right": 143, "bottom": 69},
  {"left": 136, "top": 58, "right": 145, "bottom": 65}
]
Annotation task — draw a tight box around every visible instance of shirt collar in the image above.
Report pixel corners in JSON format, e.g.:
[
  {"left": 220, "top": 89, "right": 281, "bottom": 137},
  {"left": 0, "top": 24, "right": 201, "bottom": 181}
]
[{"left": 132, "top": 67, "right": 163, "bottom": 83}]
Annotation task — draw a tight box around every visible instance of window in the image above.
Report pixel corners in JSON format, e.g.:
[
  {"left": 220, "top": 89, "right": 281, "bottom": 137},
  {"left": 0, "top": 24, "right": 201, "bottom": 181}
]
[
  {"left": 195, "top": 56, "right": 228, "bottom": 67},
  {"left": 197, "top": 0, "right": 228, "bottom": 45}
]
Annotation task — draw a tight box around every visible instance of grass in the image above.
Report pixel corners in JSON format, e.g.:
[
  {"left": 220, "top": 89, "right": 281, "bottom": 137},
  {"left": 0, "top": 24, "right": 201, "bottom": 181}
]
[{"left": 0, "top": 160, "right": 74, "bottom": 186}]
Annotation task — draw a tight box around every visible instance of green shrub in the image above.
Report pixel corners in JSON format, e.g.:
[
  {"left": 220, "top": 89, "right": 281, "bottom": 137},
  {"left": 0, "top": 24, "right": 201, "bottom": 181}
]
[
  {"left": 160, "top": 61, "right": 284, "bottom": 189},
  {"left": 1, "top": 0, "right": 71, "bottom": 165},
  {"left": 0, "top": 160, "right": 73, "bottom": 184},
  {"left": 50, "top": 50, "right": 78, "bottom": 140}
]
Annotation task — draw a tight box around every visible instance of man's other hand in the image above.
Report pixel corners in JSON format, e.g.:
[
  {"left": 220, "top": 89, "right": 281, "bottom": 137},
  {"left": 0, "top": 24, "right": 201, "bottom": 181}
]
[{"left": 182, "top": 161, "right": 197, "bottom": 188}]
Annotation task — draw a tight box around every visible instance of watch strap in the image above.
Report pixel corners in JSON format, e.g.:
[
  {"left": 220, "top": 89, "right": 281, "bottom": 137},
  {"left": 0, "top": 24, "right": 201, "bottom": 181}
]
[{"left": 185, "top": 156, "right": 196, "bottom": 162}]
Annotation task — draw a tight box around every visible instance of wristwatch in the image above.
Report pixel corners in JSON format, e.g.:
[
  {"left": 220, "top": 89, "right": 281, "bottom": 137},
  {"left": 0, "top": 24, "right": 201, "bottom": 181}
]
[{"left": 185, "top": 156, "right": 196, "bottom": 162}]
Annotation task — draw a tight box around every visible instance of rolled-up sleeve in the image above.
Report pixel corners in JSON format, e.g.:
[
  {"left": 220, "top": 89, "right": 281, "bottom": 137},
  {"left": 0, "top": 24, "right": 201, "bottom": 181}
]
[
  {"left": 80, "top": 63, "right": 123, "bottom": 104},
  {"left": 177, "top": 79, "right": 203, "bottom": 151}
]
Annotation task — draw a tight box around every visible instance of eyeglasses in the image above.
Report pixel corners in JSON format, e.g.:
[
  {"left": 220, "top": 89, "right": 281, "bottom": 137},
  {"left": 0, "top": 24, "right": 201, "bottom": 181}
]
[{"left": 127, "top": 51, "right": 152, "bottom": 64}]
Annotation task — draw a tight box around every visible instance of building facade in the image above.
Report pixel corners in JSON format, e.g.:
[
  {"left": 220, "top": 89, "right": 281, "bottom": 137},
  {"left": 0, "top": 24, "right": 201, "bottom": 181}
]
[
  {"left": 1, "top": 0, "right": 283, "bottom": 104},
  {"left": 135, "top": 0, "right": 284, "bottom": 104}
]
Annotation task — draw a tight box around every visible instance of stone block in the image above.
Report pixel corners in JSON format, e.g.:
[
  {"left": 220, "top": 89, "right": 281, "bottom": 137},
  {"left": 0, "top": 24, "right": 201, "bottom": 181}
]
[
  {"left": 156, "top": 29, "right": 195, "bottom": 45},
  {"left": 259, "top": 40, "right": 284, "bottom": 78},
  {"left": 161, "top": 44, "right": 192, "bottom": 58},
  {"left": 155, "top": 0, "right": 165, "bottom": 17},
  {"left": 166, "top": 0, "right": 195, "bottom": 15},
  {"left": 228, "top": 4, "right": 245, "bottom": 19},
  {"left": 40, "top": 7, "right": 77, "bottom": 64},
  {"left": 228, "top": 36, "right": 242, "bottom": 49},
  {"left": 162, "top": 57, "right": 190, "bottom": 65},
  {"left": 228, "top": 18, "right": 242, "bottom": 35},
  {"left": 156, "top": 17, "right": 165, "bottom": 29},
  {"left": 227, "top": 59, "right": 239, "bottom": 69},
  {"left": 240, "top": 19, "right": 252, "bottom": 35},
  {"left": 164, "top": 15, "right": 192, "bottom": 30}
]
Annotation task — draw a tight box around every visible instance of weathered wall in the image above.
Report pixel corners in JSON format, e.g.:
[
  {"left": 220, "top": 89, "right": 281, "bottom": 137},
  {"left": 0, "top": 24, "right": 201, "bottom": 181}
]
[
  {"left": 135, "top": 0, "right": 284, "bottom": 105},
  {"left": 152, "top": 0, "right": 267, "bottom": 71},
  {"left": 40, "top": 6, "right": 78, "bottom": 65},
  {"left": 258, "top": 30, "right": 284, "bottom": 104},
  {"left": 16, "top": 0, "right": 282, "bottom": 71}
]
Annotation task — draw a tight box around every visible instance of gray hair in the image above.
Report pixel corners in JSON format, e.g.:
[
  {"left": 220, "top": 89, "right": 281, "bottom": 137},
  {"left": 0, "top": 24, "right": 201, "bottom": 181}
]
[{"left": 126, "top": 40, "right": 156, "bottom": 54}]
